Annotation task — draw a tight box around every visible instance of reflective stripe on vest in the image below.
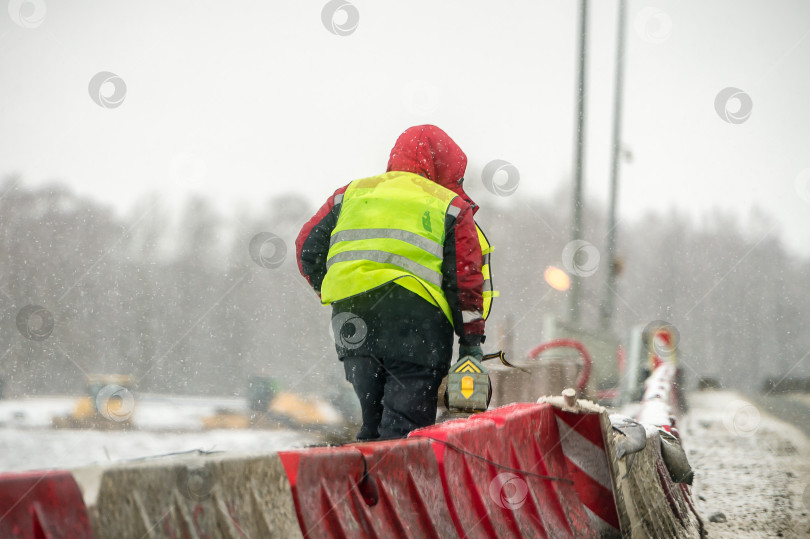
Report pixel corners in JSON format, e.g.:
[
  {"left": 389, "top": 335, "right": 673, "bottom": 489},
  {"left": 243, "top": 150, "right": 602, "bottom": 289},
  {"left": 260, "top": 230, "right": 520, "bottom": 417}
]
[
  {"left": 321, "top": 171, "right": 458, "bottom": 323},
  {"left": 326, "top": 249, "right": 443, "bottom": 288},
  {"left": 330, "top": 228, "right": 443, "bottom": 259},
  {"left": 477, "top": 225, "right": 498, "bottom": 319}
]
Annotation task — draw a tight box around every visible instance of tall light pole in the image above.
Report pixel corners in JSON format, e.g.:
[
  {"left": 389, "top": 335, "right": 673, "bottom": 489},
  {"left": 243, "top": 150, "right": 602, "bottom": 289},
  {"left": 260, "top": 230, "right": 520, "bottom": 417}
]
[
  {"left": 600, "top": 0, "right": 627, "bottom": 330},
  {"left": 569, "top": 0, "right": 588, "bottom": 324}
]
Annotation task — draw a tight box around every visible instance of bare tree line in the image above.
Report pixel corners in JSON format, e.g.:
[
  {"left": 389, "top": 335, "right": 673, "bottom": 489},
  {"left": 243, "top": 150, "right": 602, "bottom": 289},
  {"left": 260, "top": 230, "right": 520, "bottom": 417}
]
[{"left": 1, "top": 178, "right": 807, "bottom": 398}]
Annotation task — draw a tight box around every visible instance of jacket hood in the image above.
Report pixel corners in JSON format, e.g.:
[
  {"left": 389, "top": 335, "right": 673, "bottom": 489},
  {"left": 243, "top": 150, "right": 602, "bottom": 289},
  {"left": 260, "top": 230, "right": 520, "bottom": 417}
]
[{"left": 387, "top": 125, "right": 477, "bottom": 210}]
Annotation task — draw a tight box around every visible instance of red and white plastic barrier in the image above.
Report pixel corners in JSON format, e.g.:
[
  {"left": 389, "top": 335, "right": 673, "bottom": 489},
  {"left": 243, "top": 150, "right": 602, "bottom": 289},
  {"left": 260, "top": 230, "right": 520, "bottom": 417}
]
[
  {"left": 412, "top": 403, "right": 594, "bottom": 538},
  {"left": 278, "top": 438, "right": 455, "bottom": 538},
  {"left": 636, "top": 362, "right": 678, "bottom": 430},
  {"left": 279, "top": 403, "right": 603, "bottom": 538},
  {"left": 552, "top": 407, "right": 621, "bottom": 534},
  {"left": 0, "top": 470, "right": 93, "bottom": 538}
]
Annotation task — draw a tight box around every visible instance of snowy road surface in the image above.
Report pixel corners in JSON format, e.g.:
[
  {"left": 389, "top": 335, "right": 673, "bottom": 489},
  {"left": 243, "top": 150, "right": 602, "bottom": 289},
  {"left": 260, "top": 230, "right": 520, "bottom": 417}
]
[{"left": 683, "top": 391, "right": 810, "bottom": 538}]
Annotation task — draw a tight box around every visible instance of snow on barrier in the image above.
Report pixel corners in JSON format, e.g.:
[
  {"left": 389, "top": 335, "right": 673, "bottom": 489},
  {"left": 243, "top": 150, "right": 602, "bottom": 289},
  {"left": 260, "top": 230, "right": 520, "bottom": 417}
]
[
  {"left": 72, "top": 453, "right": 302, "bottom": 538},
  {"left": 0, "top": 470, "right": 93, "bottom": 538}
]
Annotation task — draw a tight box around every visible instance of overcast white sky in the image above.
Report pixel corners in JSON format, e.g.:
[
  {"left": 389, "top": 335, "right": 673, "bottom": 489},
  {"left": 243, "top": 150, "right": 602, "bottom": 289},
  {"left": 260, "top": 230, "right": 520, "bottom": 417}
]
[{"left": 2, "top": 0, "right": 809, "bottom": 256}]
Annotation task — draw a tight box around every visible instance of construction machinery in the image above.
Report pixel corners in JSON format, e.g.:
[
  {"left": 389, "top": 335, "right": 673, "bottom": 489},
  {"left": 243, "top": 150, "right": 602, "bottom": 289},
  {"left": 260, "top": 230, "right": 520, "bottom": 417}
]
[
  {"left": 201, "top": 376, "right": 344, "bottom": 432},
  {"left": 52, "top": 374, "right": 135, "bottom": 430}
]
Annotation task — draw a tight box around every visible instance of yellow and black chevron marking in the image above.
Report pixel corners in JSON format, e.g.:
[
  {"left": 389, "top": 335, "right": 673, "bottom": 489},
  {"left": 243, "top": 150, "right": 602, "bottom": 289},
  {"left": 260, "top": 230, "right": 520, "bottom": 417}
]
[{"left": 453, "top": 359, "right": 482, "bottom": 374}]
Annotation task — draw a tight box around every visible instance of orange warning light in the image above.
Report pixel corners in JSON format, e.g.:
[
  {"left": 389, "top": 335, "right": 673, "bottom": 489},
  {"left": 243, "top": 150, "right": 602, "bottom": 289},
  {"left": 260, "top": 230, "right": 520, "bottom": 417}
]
[{"left": 544, "top": 266, "right": 571, "bottom": 291}]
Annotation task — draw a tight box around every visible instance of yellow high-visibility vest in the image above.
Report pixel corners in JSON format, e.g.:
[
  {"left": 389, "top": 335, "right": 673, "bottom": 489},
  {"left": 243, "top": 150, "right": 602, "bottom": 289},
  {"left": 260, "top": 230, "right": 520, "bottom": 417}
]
[{"left": 321, "top": 171, "right": 496, "bottom": 324}]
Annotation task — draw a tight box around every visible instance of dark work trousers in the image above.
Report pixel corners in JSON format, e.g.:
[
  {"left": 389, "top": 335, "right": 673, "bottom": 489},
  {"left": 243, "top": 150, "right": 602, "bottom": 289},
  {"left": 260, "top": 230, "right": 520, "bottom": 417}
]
[
  {"left": 343, "top": 356, "right": 446, "bottom": 440},
  {"left": 333, "top": 283, "right": 454, "bottom": 440}
]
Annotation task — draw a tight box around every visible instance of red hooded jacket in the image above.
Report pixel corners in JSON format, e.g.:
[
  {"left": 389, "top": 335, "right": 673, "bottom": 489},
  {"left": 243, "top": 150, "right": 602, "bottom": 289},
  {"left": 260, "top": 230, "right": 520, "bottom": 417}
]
[{"left": 296, "top": 125, "right": 485, "bottom": 345}]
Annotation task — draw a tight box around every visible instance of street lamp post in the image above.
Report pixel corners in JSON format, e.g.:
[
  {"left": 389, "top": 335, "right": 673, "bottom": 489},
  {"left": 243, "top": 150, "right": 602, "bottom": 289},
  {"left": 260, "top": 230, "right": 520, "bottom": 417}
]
[
  {"left": 569, "top": 0, "right": 588, "bottom": 324},
  {"left": 600, "top": 0, "right": 627, "bottom": 330}
]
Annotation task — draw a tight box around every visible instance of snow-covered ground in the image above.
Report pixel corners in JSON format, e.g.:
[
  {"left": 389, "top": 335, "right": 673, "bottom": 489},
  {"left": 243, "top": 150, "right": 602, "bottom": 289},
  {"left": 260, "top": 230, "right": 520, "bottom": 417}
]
[
  {"left": 0, "top": 426, "right": 314, "bottom": 472},
  {"left": 682, "top": 391, "right": 810, "bottom": 538},
  {"left": 0, "top": 395, "right": 315, "bottom": 472},
  {"left": 0, "top": 394, "right": 249, "bottom": 430}
]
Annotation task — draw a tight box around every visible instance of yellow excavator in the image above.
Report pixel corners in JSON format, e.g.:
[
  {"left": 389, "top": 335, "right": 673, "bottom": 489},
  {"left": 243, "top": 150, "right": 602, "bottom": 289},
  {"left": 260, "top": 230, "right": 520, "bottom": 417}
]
[
  {"left": 202, "top": 376, "right": 341, "bottom": 430},
  {"left": 52, "top": 374, "right": 135, "bottom": 430}
]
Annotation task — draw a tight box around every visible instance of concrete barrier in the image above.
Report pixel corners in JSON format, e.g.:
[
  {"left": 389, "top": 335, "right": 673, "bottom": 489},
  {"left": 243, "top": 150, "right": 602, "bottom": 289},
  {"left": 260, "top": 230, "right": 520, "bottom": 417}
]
[
  {"left": 605, "top": 362, "right": 703, "bottom": 537},
  {"left": 604, "top": 425, "right": 702, "bottom": 537},
  {"left": 72, "top": 452, "right": 302, "bottom": 538}
]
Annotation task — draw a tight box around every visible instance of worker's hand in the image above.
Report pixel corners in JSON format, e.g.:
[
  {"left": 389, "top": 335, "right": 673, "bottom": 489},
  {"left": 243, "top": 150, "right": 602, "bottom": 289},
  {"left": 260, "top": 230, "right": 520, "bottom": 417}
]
[{"left": 459, "top": 344, "right": 483, "bottom": 361}]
